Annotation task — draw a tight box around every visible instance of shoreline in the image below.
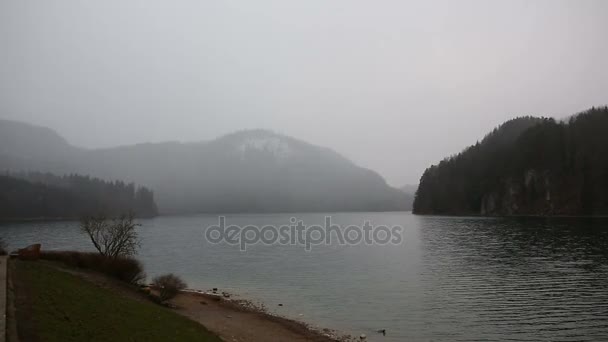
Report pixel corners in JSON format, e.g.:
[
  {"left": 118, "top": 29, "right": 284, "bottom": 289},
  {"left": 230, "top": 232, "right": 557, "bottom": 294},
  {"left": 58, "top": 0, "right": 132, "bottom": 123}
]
[
  {"left": 7, "top": 211, "right": 608, "bottom": 224},
  {"left": 170, "top": 288, "right": 355, "bottom": 342},
  {"left": 33, "top": 259, "right": 356, "bottom": 341},
  {"left": 0, "top": 210, "right": 410, "bottom": 223}
]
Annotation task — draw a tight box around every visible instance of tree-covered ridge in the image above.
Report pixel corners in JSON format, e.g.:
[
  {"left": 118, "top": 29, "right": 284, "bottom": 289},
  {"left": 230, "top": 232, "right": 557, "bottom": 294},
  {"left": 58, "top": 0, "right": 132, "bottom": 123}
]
[
  {"left": 0, "top": 171, "right": 158, "bottom": 220},
  {"left": 414, "top": 106, "right": 608, "bottom": 216},
  {"left": 0, "top": 121, "right": 409, "bottom": 214}
]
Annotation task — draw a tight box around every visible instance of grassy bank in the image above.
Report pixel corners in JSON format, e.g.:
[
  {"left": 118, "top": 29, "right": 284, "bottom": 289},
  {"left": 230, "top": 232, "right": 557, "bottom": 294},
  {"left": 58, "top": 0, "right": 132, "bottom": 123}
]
[{"left": 10, "top": 260, "right": 222, "bottom": 342}]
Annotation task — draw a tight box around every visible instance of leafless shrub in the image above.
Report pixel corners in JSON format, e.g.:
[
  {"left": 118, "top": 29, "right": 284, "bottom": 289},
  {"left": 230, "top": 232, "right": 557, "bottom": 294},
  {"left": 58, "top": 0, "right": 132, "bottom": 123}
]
[{"left": 152, "top": 273, "right": 187, "bottom": 302}]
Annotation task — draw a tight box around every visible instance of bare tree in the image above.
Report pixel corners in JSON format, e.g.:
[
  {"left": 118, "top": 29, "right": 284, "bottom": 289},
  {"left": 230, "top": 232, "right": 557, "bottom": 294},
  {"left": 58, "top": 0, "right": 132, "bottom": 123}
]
[{"left": 80, "top": 213, "right": 140, "bottom": 258}]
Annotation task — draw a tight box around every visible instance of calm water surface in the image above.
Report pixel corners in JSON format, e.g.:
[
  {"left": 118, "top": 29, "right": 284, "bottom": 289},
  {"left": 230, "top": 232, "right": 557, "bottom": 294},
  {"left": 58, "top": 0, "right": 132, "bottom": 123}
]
[{"left": 2, "top": 212, "right": 608, "bottom": 341}]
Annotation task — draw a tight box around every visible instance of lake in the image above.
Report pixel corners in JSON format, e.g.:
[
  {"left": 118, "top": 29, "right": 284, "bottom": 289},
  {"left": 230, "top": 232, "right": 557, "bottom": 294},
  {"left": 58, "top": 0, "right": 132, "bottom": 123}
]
[{"left": 2, "top": 212, "right": 608, "bottom": 341}]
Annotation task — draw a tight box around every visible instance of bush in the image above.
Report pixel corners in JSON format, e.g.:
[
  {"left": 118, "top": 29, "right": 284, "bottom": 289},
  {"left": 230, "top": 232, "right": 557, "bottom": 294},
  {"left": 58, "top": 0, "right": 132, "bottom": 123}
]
[
  {"left": 101, "top": 257, "right": 146, "bottom": 285},
  {"left": 152, "top": 273, "right": 187, "bottom": 302},
  {"left": 40, "top": 251, "right": 96, "bottom": 268},
  {"left": 40, "top": 250, "right": 146, "bottom": 285}
]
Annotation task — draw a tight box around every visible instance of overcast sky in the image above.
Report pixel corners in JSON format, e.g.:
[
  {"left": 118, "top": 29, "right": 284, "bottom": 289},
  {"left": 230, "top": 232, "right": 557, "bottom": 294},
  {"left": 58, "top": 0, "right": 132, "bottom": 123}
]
[{"left": 1, "top": 0, "right": 607, "bottom": 186}]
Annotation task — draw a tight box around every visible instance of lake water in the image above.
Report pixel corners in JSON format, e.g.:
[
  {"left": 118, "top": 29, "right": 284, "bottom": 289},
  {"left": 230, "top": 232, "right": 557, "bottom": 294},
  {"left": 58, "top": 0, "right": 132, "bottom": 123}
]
[{"left": 2, "top": 212, "right": 608, "bottom": 341}]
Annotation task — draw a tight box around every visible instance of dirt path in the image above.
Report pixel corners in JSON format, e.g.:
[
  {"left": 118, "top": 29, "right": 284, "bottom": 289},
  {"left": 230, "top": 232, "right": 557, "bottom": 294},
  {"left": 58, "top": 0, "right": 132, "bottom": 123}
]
[{"left": 171, "top": 291, "right": 349, "bottom": 342}]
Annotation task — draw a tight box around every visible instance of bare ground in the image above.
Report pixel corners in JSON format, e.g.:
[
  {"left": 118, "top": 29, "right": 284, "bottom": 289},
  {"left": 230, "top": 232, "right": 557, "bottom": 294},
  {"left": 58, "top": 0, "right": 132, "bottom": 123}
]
[{"left": 171, "top": 291, "right": 353, "bottom": 342}]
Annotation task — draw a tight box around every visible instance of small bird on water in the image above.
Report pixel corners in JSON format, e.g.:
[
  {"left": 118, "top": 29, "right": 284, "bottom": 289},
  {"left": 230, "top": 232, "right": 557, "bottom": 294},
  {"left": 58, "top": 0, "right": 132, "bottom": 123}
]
[{"left": 376, "top": 329, "right": 386, "bottom": 336}]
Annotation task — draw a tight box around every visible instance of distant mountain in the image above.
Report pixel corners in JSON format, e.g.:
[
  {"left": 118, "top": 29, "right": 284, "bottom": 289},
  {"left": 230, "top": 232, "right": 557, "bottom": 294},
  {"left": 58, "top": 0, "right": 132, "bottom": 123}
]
[
  {"left": 400, "top": 184, "right": 418, "bottom": 195},
  {"left": 0, "top": 119, "right": 84, "bottom": 174},
  {"left": 0, "top": 172, "right": 158, "bottom": 220},
  {"left": 0, "top": 120, "right": 408, "bottom": 214},
  {"left": 414, "top": 107, "right": 608, "bottom": 216}
]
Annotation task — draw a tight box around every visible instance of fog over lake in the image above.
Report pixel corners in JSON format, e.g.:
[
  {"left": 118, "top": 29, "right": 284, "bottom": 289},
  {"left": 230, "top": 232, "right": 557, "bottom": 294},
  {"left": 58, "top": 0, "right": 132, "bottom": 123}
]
[
  {"left": 2, "top": 1, "right": 608, "bottom": 341},
  {"left": 2, "top": 0, "right": 608, "bottom": 186}
]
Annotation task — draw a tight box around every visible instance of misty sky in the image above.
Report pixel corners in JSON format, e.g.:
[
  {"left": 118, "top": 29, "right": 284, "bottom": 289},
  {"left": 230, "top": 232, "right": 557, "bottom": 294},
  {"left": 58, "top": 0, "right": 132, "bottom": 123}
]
[{"left": 1, "top": 0, "right": 607, "bottom": 186}]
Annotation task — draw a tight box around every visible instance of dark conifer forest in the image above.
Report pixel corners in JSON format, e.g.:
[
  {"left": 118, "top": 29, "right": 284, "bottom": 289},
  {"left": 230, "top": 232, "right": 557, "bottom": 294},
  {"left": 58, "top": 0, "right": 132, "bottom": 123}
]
[
  {"left": 414, "top": 107, "right": 608, "bottom": 216},
  {"left": 0, "top": 171, "right": 158, "bottom": 220}
]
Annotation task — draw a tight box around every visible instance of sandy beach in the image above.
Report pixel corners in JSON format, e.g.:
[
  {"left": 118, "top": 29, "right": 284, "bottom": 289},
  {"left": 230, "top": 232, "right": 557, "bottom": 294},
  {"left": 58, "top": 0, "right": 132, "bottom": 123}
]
[{"left": 171, "top": 290, "right": 352, "bottom": 342}]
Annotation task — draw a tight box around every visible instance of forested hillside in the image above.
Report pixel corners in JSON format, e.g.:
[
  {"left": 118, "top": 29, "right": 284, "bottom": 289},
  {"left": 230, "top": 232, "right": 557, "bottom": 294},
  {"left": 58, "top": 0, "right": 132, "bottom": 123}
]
[
  {"left": 0, "top": 120, "right": 409, "bottom": 213},
  {"left": 414, "top": 107, "right": 608, "bottom": 216},
  {"left": 0, "top": 172, "right": 158, "bottom": 219}
]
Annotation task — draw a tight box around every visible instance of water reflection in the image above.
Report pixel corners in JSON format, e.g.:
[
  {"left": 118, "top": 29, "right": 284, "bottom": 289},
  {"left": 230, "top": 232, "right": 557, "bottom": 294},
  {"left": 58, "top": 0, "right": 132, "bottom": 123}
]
[
  {"left": 418, "top": 216, "right": 608, "bottom": 341},
  {"left": 2, "top": 214, "right": 608, "bottom": 341}
]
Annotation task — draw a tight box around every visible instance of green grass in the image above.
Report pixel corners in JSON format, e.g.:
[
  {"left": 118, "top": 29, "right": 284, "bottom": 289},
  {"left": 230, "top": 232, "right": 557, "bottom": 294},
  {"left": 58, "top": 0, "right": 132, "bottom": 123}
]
[{"left": 13, "top": 261, "right": 222, "bottom": 342}]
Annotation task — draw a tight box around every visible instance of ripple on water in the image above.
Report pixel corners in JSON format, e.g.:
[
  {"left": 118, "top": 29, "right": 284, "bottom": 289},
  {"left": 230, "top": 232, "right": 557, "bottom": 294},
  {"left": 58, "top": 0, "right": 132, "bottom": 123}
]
[{"left": 2, "top": 213, "right": 608, "bottom": 341}]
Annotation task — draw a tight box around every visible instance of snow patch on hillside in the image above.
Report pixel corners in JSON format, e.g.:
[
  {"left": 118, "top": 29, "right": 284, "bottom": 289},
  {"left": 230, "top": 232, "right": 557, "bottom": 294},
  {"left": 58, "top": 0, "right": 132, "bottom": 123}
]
[{"left": 236, "top": 136, "right": 292, "bottom": 160}]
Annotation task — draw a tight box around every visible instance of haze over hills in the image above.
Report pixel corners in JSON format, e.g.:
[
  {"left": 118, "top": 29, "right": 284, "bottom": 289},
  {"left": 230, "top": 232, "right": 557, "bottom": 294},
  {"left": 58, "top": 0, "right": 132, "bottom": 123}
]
[
  {"left": 414, "top": 107, "right": 608, "bottom": 216},
  {"left": 0, "top": 119, "right": 409, "bottom": 214},
  {"left": 398, "top": 185, "right": 416, "bottom": 211}
]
